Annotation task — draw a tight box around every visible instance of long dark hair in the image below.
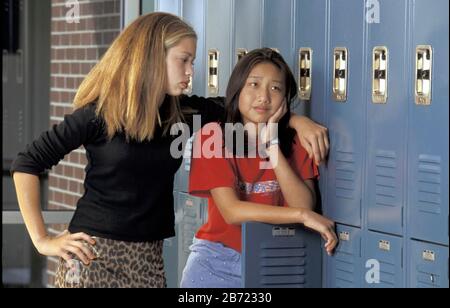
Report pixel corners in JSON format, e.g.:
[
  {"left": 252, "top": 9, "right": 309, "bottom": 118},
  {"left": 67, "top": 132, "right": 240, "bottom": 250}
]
[{"left": 223, "top": 48, "right": 297, "bottom": 158}]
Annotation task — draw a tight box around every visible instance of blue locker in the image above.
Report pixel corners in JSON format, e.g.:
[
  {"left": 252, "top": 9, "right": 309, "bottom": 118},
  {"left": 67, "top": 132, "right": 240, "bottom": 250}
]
[
  {"left": 363, "top": 231, "right": 404, "bottom": 288},
  {"left": 242, "top": 222, "right": 322, "bottom": 288},
  {"left": 233, "top": 0, "right": 262, "bottom": 67},
  {"left": 294, "top": 0, "right": 328, "bottom": 119},
  {"left": 153, "top": 0, "right": 181, "bottom": 15},
  {"left": 408, "top": 240, "right": 449, "bottom": 288},
  {"left": 182, "top": 0, "right": 207, "bottom": 98},
  {"left": 205, "top": 0, "right": 233, "bottom": 97},
  {"left": 407, "top": 0, "right": 449, "bottom": 246},
  {"left": 177, "top": 192, "right": 204, "bottom": 283},
  {"left": 139, "top": 0, "right": 449, "bottom": 288},
  {"left": 294, "top": 0, "right": 329, "bottom": 224},
  {"left": 262, "top": 0, "right": 295, "bottom": 66},
  {"left": 174, "top": 135, "right": 194, "bottom": 193},
  {"left": 324, "top": 224, "right": 362, "bottom": 288},
  {"left": 172, "top": 0, "right": 208, "bottom": 193},
  {"left": 365, "top": 0, "right": 408, "bottom": 236},
  {"left": 163, "top": 191, "right": 182, "bottom": 287},
  {"left": 325, "top": 0, "right": 365, "bottom": 227},
  {"left": 163, "top": 236, "right": 179, "bottom": 288}
]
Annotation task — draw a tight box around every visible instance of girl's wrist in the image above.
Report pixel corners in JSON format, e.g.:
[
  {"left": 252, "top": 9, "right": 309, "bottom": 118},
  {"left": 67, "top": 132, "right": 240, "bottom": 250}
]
[{"left": 265, "top": 139, "right": 280, "bottom": 157}]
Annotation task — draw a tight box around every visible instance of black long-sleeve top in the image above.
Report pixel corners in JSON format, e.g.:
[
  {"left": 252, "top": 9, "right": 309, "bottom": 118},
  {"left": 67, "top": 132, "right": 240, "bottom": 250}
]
[{"left": 10, "top": 95, "right": 224, "bottom": 242}]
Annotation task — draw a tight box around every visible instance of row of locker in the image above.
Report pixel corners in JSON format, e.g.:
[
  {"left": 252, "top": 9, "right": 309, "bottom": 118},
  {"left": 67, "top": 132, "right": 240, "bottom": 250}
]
[
  {"left": 326, "top": 224, "right": 448, "bottom": 288},
  {"left": 147, "top": 0, "right": 448, "bottom": 245},
  {"left": 163, "top": 192, "right": 449, "bottom": 288},
  {"left": 243, "top": 222, "right": 448, "bottom": 288},
  {"left": 316, "top": 0, "right": 448, "bottom": 246},
  {"left": 145, "top": 0, "right": 449, "bottom": 287}
]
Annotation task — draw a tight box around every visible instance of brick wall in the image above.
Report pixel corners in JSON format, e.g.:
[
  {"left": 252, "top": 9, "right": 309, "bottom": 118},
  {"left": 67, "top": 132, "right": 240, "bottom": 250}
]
[{"left": 46, "top": 0, "right": 121, "bottom": 287}]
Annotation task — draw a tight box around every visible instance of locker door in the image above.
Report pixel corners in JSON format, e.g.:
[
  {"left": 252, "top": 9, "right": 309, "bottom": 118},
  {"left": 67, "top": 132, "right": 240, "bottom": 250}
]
[
  {"left": 163, "top": 191, "right": 181, "bottom": 287},
  {"left": 408, "top": 240, "right": 449, "bottom": 288},
  {"left": 154, "top": 0, "right": 181, "bottom": 15},
  {"left": 407, "top": 0, "right": 449, "bottom": 246},
  {"left": 365, "top": 1, "right": 407, "bottom": 236},
  {"left": 173, "top": 1, "right": 208, "bottom": 193},
  {"left": 294, "top": 0, "right": 328, "bottom": 120},
  {"left": 177, "top": 192, "right": 204, "bottom": 283},
  {"left": 326, "top": 0, "right": 365, "bottom": 227},
  {"left": 294, "top": 0, "right": 328, "bottom": 219},
  {"left": 174, "top": 134, "right": 194, "bottom": 193},
  {"left": 242, "top": 222, "right": 322, "bottom": 288},
  {"left": 182, "top": 0, "right": 207, "bottom": 97},
  {"left": 363, "top": 231, "right": 404, "bottom": 288},
  {"left": 205, "top": 0, "right": 233, "bottom": 97},
  {"left": 324, "top": 224, "right": 362, "bottom": 288},
  {"left": 233, "top": 0, "right": 262, "bottom": 67},
  {"left": 262, "top": 0, "right": 295, "bottom": 66}
]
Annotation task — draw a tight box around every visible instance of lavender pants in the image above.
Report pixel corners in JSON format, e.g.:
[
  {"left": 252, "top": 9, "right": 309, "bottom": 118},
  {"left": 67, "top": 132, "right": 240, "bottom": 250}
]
[{"left": 180, "top": 237, "right": 242, "bottom": 288}]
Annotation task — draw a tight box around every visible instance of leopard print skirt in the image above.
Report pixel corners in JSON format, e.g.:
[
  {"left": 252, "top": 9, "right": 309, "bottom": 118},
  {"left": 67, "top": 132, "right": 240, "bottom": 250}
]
[{"left": 54, "top": 236, "right": 166, "bottom": 288}]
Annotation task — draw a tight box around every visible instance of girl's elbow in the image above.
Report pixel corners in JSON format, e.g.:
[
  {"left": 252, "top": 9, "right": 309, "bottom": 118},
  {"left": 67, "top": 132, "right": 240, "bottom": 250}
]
[
  {"left": 222, "top": 210, "right": 242, "bottom": 225},
  {"left": 223, "top": 214, "right": 241, "bottom": 225}
]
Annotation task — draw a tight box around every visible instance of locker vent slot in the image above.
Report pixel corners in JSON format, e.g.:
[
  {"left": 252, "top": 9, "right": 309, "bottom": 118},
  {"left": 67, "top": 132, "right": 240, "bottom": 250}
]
[
  {"left": 334, "top": 252, "right": 356, "bottom": 287},
  {"left": 335, "top": 150, "right": 356, "bottom": 200},
  {"left": 375, "top": 151, "right": 398, "bottom": 208},
  {"left": 417, "top": 155, "right": 441, "bottom": 214},
  {"left": 258, "top": 242, "right": 307, "bottom": 287},
  {"left": 378, "top": 260, "right": 396, "bottom": 286}
]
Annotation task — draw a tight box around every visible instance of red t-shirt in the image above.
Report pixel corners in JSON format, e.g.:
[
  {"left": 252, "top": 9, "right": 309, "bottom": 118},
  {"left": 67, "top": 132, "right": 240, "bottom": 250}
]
[{"left": 189, "top": 123, "right": 319, "bottom": 253}]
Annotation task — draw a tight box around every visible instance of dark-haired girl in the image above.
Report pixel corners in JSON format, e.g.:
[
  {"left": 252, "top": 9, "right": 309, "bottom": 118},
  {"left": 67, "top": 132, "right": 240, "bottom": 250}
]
[{"left": 181, "top": 48, "right": 337, "bottom": 288}]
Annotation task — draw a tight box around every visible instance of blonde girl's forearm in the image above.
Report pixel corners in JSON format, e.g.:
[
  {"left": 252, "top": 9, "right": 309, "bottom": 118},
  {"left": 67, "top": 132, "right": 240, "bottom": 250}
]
[{"left": 12, "top": 172, "right": 48, "bottom": 246}]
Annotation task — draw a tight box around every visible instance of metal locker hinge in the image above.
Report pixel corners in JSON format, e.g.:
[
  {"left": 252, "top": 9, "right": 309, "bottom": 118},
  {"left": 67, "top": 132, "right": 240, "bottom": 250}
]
[
  {"left": 333, "top": 47, "right": 348, "bottom": 102},
  {"left": 236, "top": 48, "right": 248, "bottom": 63},
  {"left": 372, "top": 46, "right": 388, "bottom": 104},
  {"left": 270, "top": 48, "right": 280, "bottom": 53},
  {"left": 208, "top": 49, "right": 219, "bottom": 96},
  {"left": 415, "top": 45, "right": 432, "bottom": 105},
  {"left": 298, "top": 48, "right": 312, "bottom": 101}
]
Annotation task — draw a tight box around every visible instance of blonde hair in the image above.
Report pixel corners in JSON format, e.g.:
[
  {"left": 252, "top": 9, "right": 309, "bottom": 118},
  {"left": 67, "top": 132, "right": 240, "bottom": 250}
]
[{"left": 73, "top": 12, "right": 197, "bottom": 141}]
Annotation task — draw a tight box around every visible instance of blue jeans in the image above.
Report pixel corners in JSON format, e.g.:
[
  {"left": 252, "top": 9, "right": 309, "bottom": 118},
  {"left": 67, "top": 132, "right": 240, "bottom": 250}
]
[{"left": 180, "top": 237, "right": 242, "bottom": 288}]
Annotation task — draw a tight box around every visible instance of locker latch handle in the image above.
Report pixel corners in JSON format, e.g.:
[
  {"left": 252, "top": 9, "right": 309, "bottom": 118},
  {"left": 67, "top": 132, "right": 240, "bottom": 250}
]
[
  {"left": 333, "top": 47, "right": 348, "bottom": 102},
  {"left": 415, "top": 45, "right": 432, "bottom": 105},
  {"left": 236, "top": 48, "right": 248, "bottom": 63},
  {"left": 298, "top": 48, "right": 312, "bottom": 101},
  {"left": 372, "top": 46, "right": 388, "bottom": 104},
  {"left": 208, "top": 49, "right": 219, "bottom": 96}
]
